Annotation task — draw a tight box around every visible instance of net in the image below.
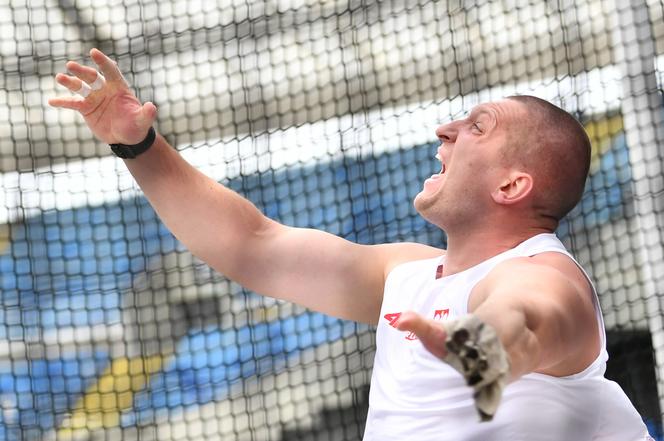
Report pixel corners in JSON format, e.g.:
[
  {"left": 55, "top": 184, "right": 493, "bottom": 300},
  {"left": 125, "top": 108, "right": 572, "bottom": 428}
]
[{"left": 1, "top": 0, "right": 664, "bottom": 439}]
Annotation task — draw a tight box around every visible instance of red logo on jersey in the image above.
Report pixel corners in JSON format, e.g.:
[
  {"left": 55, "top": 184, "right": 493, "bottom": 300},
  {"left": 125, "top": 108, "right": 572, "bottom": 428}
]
[
  {"left": 383, "top": 312, "right": 402, "bottom": 328},
  {"left": 383, "top": 308, "right": 449, "bottom": 341},
  {"left": 434, "top": 309, "right": 449, "bottom": 320}
]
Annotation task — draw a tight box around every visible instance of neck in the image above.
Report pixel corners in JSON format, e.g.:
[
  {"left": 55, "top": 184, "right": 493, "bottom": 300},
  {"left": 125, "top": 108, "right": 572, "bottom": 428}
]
[{"left": 442, "top": 224, "right": 552, "bottom": 276}]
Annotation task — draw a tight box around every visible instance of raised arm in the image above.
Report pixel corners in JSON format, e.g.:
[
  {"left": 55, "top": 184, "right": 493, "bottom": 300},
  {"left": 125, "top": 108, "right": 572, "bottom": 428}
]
[{"left": 49, "top": 49, "right": 442, "bottom": 325}]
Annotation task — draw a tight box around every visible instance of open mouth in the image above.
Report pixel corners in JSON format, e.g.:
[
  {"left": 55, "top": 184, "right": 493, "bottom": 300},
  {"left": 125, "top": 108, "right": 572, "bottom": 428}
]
[
  {"left": 435, "top": 153, "right": 446, "bottom": 175},
  {"left": 423, "top": 152, "right": 447, "bottom": 189}
]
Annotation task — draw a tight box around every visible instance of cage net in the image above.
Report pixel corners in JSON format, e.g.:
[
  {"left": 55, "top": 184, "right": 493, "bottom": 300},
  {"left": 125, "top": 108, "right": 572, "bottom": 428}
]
[{"left": 1, "top": 0, "right": 664, "bottom": 439}]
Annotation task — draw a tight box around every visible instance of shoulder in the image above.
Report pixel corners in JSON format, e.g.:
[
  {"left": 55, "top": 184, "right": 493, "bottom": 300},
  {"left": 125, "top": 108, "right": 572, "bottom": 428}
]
[
  {"left": 471, "top": 252, "right": 593, "bottom": 311},
  {"left": 471, "top": 253, "right": 600, "bottom": 375},
  {"left": 372, "top": 242, "right": 444, "bottom": 279}
]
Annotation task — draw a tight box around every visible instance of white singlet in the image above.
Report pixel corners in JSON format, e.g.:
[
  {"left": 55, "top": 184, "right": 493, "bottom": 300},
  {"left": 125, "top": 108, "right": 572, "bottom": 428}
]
[{"left": 364, "top": 233, "right": 652, "bottom": 441}]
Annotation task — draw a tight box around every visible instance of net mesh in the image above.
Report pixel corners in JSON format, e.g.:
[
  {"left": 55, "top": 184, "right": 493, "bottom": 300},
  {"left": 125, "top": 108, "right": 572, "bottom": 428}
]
[{"left": 1, "top": 0, "right": 664, "bottom": 439}]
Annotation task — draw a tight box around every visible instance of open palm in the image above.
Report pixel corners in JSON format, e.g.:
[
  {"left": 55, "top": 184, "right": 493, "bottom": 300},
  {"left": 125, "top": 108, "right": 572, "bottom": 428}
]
[{"left": 49, "top": 48, "right": 156, "bottom": 145}]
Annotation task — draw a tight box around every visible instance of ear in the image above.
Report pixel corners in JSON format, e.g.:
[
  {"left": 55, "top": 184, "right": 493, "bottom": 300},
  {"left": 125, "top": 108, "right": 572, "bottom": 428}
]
[{"left": 491, "top": 172, "right": 533, "bottom": 205}]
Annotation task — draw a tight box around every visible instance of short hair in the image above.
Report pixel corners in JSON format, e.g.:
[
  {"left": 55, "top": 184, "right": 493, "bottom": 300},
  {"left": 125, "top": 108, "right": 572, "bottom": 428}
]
[{"left": 504, "top": 95, "right": 591, "bottom": 223}]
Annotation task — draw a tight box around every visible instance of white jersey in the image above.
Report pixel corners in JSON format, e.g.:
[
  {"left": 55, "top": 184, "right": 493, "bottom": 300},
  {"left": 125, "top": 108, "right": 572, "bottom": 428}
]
[{"left": 364, "top": 233, "right": 652, "bottom": 441}]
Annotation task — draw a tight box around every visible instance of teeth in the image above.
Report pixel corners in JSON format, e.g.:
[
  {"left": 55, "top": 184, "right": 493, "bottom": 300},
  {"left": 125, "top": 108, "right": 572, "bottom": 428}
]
[{"left": 435, "top": 153, "right": 446, "bottom": 174}]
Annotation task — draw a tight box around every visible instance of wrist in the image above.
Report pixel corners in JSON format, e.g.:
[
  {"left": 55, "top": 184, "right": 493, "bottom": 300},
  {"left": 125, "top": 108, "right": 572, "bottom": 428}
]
[{"left": 110, "top": 127, "right": 156, "bottom": 159}]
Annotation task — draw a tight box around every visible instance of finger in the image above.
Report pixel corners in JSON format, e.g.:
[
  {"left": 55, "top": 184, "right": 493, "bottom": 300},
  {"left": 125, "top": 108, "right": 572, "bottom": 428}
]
[
  {"left": 66, "top": 61, "right": 101, "bottom": 85},
  {"left": 55, "top": 73, "right": 91, "bottom": 97},
  {"left": 89, "top": 48, "right": 125, "bottom": 83},
  {"left": 396, "top": 311, "right": 448, "bottom": 359},
  {"left": 48, "top": 97, "right": 86, "bottom": 111}
]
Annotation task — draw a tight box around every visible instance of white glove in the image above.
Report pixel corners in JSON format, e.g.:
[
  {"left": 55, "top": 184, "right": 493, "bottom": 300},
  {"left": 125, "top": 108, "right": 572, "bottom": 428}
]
[{"left": 443, "top": 314, "right": 510, "bottom": 422}]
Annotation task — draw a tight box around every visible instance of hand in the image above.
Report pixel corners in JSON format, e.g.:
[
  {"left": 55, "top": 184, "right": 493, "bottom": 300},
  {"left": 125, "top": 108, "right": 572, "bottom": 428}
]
[
  {"left": 49, "top": 48, "right": 157, "bottom": 145},
  {"left": 398, "top": 312, "right": 509, "bottom": 422},
  {"left": 396, "top": 311, "right": 448, "bottom": 359}
]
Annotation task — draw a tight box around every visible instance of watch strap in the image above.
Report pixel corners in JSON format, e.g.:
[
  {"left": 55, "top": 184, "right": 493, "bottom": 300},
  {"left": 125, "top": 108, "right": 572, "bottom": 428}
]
[{"left": 110, "top": 127, "right": 156, "bottom": 159}]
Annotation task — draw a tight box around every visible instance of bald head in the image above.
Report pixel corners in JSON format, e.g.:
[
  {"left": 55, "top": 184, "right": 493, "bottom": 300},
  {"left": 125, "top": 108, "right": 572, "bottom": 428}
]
[{"left": 502, "top": 95, "right": 591, "bottom": 223}]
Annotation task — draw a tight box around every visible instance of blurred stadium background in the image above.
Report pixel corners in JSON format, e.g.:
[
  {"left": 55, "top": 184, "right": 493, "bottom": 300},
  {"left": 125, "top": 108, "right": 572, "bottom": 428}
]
[{"left": 1, "top": 0, "right": 664, "bottom": 439}]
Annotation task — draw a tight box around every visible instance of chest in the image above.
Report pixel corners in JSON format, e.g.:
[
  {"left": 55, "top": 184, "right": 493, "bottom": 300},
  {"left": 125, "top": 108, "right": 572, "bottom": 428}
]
[
  {"left": 370, "top": 264, "right": 486, "bottom": 407},
  {"left": 376, "top": 265, "right": 480, "bottom": 352}
]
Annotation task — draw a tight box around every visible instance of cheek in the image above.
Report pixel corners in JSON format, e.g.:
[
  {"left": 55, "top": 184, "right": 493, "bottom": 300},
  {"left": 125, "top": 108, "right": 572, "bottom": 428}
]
[
  {"left": 451, "top": 158, "right": 479, "bottom": 181},
  {"left": 450, "top": 160, "right": 494, "bottom": 195}
]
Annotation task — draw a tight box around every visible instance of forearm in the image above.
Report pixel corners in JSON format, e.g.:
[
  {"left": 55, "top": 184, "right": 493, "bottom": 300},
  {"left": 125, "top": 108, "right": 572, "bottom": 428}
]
[
  {"left": 473, "top": 304, "right": 541, "bottom": 381},
  {"left": 123, "top": 133, "right": 271, "bottom": 277}
]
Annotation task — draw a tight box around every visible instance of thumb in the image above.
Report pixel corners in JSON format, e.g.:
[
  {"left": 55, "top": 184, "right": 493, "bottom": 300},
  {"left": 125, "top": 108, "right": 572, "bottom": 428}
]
[
  {"left": 397, "top": 311, "right": 448, "bottom": 359},
  {"left": 119, "top": 102, "right": 157, "bottom": 145},
  {"left": 140, "top": 101, "right": 157, "bottom": 126}
]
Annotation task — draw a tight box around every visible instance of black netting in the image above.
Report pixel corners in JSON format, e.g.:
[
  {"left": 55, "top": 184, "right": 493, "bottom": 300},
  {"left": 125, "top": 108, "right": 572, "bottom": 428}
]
[{"left": 1, "top": 0, "right": 664, "bottom": 439}]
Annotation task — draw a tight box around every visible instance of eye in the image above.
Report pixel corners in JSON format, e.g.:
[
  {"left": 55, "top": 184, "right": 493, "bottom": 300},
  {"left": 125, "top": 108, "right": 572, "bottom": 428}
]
[{"left": 472, "top": 122, "right": 482, "bottom": 132}]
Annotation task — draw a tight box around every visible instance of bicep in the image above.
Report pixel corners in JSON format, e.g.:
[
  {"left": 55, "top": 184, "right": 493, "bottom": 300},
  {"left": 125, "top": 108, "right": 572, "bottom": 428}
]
[{"left": 221, "top": 221, "right": 442, "bottom": 325}]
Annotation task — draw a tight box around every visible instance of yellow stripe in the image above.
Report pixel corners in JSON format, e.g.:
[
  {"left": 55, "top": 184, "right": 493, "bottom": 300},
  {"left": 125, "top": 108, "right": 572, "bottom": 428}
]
[
  {"left": 584, "top": 115, "right": 624, "bottom": 172},
  {"left": 0, "top": 224, "right": 9, "bottom": 255},
  {"left": 57, "top": 355, "right": 164, "bottom": 439}
]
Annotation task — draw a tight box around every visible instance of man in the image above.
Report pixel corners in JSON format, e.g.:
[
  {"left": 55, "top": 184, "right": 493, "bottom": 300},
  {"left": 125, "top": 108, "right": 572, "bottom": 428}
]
[{"left": 50, "top": 49, "right": 652, "bottom": 440}]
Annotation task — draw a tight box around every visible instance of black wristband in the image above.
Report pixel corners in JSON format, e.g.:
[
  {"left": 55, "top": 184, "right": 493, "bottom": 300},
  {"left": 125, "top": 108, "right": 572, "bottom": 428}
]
[{"left": 110, "top": 127, "right": 156, "bottom": 159}]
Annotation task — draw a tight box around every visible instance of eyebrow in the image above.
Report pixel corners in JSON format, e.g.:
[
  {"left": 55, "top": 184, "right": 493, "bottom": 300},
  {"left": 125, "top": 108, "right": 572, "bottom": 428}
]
[{"left": 467, "top": 106, "right": 491, "bottom": 120}]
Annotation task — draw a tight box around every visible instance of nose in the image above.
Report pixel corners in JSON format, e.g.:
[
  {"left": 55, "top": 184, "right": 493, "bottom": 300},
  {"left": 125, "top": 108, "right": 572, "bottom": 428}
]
[{"left": 435, "top": 120, "right": 459, "bottom": 144}]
